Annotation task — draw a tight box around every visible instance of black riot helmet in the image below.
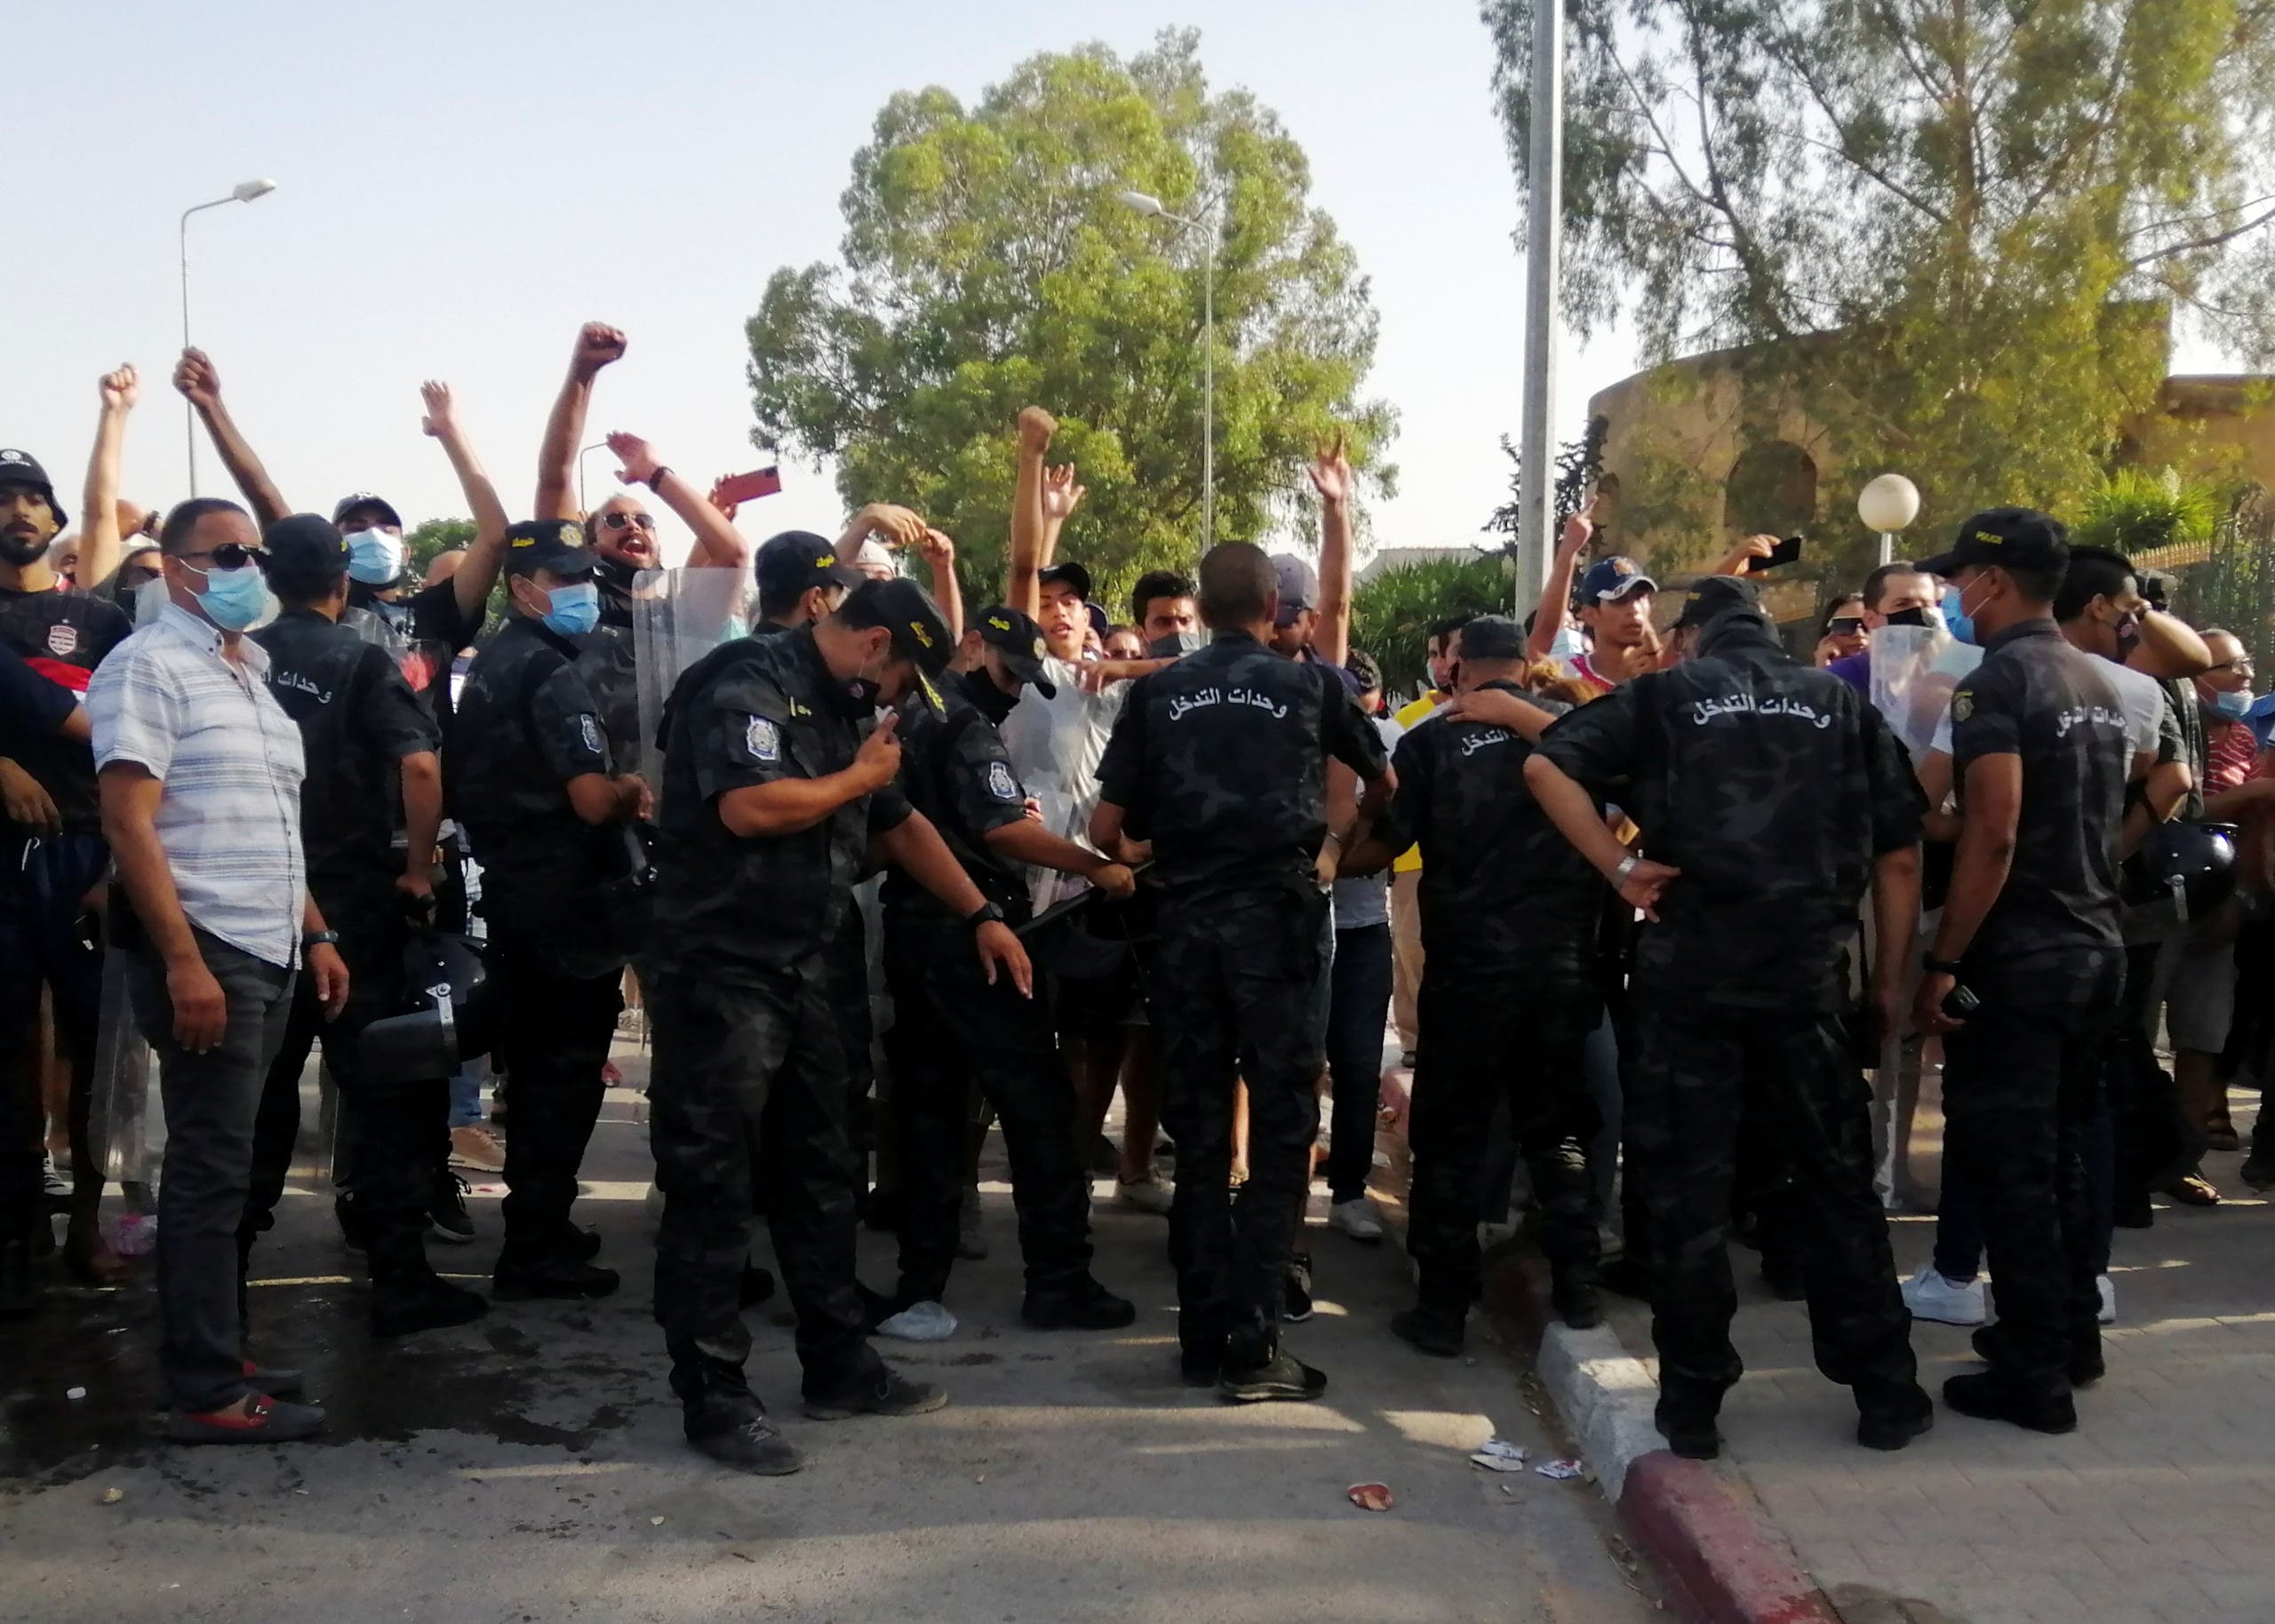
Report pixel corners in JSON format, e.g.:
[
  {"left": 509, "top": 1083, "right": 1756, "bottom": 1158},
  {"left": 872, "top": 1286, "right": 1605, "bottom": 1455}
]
[
  {"left": 2125, "top": 820, "right": 2237, "bottom": 921},
  {"left": 360, "top": 931, "right": 499, "bottom": 1084}
]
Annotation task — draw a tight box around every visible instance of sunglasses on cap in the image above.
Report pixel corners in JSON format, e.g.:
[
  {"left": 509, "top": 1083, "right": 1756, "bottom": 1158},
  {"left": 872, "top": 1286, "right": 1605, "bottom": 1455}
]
[
  {"left": 599, "top": 512, "right": 657, "bottom": 534},
  {"left": 178, "top": 542, "right": 270, "bottom": 570}
]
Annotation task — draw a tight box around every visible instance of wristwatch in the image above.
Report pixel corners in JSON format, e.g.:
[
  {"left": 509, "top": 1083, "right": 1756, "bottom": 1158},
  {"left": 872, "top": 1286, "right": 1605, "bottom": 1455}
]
[
  {"left": 303, "top": 929, "right": 341, "bottom": 951},
  {"left": 1922, "top": 953, "right": 1964, "bottom": 975},
  {"left": 965, "top": 901, "right": 1007, "bottom": 930}
]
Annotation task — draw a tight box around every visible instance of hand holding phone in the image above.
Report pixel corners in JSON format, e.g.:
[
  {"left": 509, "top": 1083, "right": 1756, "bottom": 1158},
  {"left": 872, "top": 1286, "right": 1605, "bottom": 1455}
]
[
  {"left": 712, "top": 466, "right": 783, "bottom": 507},
  {"left": 1744, "top": 534, "right": 1805, "bottom": 574}
]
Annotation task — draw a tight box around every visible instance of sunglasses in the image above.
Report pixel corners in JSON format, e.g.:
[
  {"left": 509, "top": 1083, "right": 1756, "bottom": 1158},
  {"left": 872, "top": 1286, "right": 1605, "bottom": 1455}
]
[
  {"left": 600, "top": 512, "right": 657, "bottom": 534},
  {"left": 1828, "top": 617, "right": 1864, "bottom": 636},
  {"left": 2212, "top": 657, "right": 2256, "bottom": 673},
  {"left": 178, "top": 543, "right": 270, "bottom": 570}
]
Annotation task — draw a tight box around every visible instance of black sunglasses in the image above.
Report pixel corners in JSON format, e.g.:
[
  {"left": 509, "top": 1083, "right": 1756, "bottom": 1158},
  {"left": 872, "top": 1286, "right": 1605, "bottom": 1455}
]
[
  {"left": 178, "top": 543, "right": 270, "bottom": 570},
  {"left": 600, "top": 512, "right": 657, "bottom": 534}
]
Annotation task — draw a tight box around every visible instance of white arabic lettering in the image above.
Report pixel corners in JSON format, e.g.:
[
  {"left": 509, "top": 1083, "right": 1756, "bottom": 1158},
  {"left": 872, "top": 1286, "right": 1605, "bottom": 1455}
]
[
  {"left": 2053, "top": 705, "right": 2125, "bottom": 737},
  {"left": 1459, "top": 727, "right": 1513, "bottom": 756},
  {"left": 1688, "top": 691, "right": 1833, "bottom": 729}
]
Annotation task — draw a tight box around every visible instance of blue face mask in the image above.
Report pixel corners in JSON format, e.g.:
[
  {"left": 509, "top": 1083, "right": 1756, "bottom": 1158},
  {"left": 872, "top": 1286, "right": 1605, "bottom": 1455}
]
[
  {"left": 2213, "top": 687, "right": 2253, "bottom": 720},
  {"left": 344, "top": 527, "right": 406, "bottom": 586},
  {"left": 541, "top": 581, "right": 601, "bottom": 638},
  {"left": 1941, "top": 582, "right": 1980, "bottom": 646},
  {"left": 191, "top": 562, "right": 269, "bottom": 632}
]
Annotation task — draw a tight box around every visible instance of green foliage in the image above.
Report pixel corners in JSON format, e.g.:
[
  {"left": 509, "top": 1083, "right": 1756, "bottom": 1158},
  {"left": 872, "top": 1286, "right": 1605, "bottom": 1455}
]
[
  {"left": 407, "top": 517, "right": 475, "bottom": 582},
  {"left": 1352, "top": 555, "right": 1514, "bottom": 696},
  {"left": 746, "top": 30, "right": 1396, "bottom": 614},
  {"left": 2071, "top": 467, "right": 2220, "bottom": 554},
  {"left": 1483, "top": 0, "right": 2275, "bottom": 528},
  {"left": 1485, "top": 416, "right": 1608, "bottom": 546}
]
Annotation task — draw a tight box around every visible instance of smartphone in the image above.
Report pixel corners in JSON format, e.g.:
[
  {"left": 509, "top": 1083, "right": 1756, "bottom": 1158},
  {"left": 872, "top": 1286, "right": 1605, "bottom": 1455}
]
[
  {"left": 1745, "top": 534, "right": 1805, "bottom": 574},
  {"left": 1942, "top": 983, "right": 1981, "bottom": 1021},
  {"left": 714, "top": 466, "right": 783, "bottom": 506}
]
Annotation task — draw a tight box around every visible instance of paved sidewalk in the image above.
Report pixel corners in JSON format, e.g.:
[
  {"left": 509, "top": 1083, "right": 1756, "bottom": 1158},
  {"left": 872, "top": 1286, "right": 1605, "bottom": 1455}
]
[{"left": 1594, "top": 1081, "right": 2275, "bottom": 1624}]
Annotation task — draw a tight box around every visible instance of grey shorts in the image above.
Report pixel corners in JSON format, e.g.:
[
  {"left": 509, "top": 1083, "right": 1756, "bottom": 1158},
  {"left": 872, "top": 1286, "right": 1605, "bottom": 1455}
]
[{"left": 2161, "top": 926, "right": 2237, "bottom": 1055}]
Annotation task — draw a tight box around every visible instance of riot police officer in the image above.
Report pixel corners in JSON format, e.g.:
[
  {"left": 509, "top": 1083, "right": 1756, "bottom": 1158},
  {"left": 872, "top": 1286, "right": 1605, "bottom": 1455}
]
[
  {"left": 1091, "top": 542, "right": 1391, "bottom": 1403},
  {"left": 1342, "top": 617, "right": 1608, "bottom": 1354},
  {"left": 447, "top": 521, "right": 651, "bottom": 1302},
  {"left": 245, "top": 515, "right": 485, "bottom": 1337},
  {"left": 754, "top": 530, "right": 864, "bottom": 633},
  {"left": 1524, "top": 574, "right": 1931, "bottom": 1459},
  {"left": 1912, "top": 511, "right": 2129, "bottom": 1433},
  {"left": 647, "top": 577, "right": 1030, "bottom": 1475},
  {"left": 875, "top": 604, "right": 1138, "bottom": 1331}
]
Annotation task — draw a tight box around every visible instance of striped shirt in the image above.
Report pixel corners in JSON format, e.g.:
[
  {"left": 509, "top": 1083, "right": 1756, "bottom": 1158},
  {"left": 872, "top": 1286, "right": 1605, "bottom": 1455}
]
[{"left": 87, "top": 604, "right": 307, "bottom": 967}]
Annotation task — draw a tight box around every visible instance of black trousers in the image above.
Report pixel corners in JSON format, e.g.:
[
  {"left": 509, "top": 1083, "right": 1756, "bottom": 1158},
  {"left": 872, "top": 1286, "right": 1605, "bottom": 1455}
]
[
  {"left": 882, "top": 914, "right": 1092, "bottom": 1304},
  {"left": 1942, "top": 943, "right": 2122, "bottom": 1397},
  {"left": 1409, "top": 966, "right": 1601, "bottom": 1311},
  {"left": 0, "top": 832, "right": 107, "bottom": 1240},
  {"left": 1625, "top": 993, "right": 1917, "bottom": 1419},
  {"left": 1153, "top": 891, "right": 1328, "bottom": 1363},
  {"left": 649, "top": 961, "right": 877, "bottom": 1407},
  {"left": 489, "top": 930, "right": 621, "bottom": 1261},
  {"left": 1323, "top": 922, "right": 1393, "bottom": 1204}
]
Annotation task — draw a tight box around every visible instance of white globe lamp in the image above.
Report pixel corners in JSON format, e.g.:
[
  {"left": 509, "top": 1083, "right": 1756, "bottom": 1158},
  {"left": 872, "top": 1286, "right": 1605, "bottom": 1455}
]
[{"left": 1857, "top": 474, "right": 1920, "bottom": 566}]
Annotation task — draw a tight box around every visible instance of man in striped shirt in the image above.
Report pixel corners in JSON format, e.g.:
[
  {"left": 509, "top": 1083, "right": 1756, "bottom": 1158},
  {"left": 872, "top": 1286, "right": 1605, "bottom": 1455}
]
[{"left": 88, "top": 498, "right": 349, "bottom": 1445}]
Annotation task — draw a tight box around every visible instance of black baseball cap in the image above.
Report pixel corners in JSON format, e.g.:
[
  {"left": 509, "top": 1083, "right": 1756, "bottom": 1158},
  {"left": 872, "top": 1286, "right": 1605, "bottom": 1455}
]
[
  {"left": 975, "top": 604, "right": 1058, "bottom": 698},
  {"left": 1038, "top": 561, "right": 1093, "bottom": 601},
  {"left": 501, "top": 519, "right": 598, "bottom": 579},
  {"left": 756, "top": 529, "right": 863, "bottom": 600},
  {"left": 0, "top": 449, "right": 67, "bottom": 529},
  {"left": 1456, "top": 615, "right": 1529, "bottom": 661},
  {"left": 1672, "top": 574, "right": 1763, "bottom": 629},
  {"left": 332, "top": 491, "right": 404, "bottom": 530},
  {"left": 263, "top": 513, "right": 349, "bottom": 572},
  {"left": 1916, "top": 507, "right": 2069, "bottom": 579},
  {"left": 840, "top": 576, "right": 954, "bottom": 712}
]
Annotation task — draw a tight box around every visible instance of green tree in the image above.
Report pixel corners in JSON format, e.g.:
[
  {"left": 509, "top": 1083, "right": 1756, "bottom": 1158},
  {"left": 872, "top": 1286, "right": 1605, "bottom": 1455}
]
[
  {"left": 1483, "top": 0, "right": 2275, "bottom": 527},
  {"left": 407, "top": 517, "right": 475, "bottom": 582},
  {"left": 1352, "top": 555, "right": 1513, "bottom": 697},
  {"left": 746, "top": 30, "right": 1396, "bottom": 611}
]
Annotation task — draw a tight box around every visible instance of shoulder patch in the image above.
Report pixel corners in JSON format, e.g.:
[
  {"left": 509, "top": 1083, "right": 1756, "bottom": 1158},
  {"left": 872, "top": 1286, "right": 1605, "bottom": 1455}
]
[
  {"left": 46, "top": 623, "right": 78, "bottom": 657},
  {"left": 745, "top": 714, "right": 781, "bottom": 763},
  {"left": 986, "top": 760, "right": 1018, "bottom": 801},
  {"left": 1952, "top": 689, "right": 1974, "bottom": 724},
  {"left": 579, "top": 714, "right": 601, "bottom": 753}
]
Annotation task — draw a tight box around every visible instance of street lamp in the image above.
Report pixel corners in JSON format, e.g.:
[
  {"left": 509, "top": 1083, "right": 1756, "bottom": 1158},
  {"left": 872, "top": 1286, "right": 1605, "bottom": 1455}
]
[
  {"left": 180, "top": 179, "right": 278, "bottom": 494},
  {"left": 1118, "top": 188, "right": 1216, "bottom": 553},
  {"left": 1856, "top": 473, "right": 1921, "bottom": 568}
]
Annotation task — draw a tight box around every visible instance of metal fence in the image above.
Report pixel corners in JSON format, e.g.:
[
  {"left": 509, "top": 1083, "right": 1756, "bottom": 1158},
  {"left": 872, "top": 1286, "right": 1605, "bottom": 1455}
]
[{"left": 2143, "top": 487, "right": 2275, "bottom": 670}]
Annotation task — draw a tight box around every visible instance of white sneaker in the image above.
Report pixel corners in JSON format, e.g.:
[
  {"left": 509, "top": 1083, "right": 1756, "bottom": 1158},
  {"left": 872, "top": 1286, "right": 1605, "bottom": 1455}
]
[
  {"left": 2097, "top": 1273, "right": 2117, "bottom": 1326},
  {"left": 875, "top": 1300, "right": 959, "bottom": 1342},
  {"left": 1902, "top": 1263, "right": 1987, "bottom": 1326},
  {"left": 1116, "top": 1171, "right": 1175, "bottom": 1215},
  {"left": 1330, "top": 1197, "right": 1385, "bottom": 1243}
]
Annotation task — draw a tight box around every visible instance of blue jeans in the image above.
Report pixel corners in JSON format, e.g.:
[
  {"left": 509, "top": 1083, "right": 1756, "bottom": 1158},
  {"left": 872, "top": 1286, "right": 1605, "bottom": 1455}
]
[
  {"left": 448, "top": 1059, "right": 490, "bottom": 1129},
  {"left": 1324, "top": 924, "right": 1393, "bottom": 1203}
]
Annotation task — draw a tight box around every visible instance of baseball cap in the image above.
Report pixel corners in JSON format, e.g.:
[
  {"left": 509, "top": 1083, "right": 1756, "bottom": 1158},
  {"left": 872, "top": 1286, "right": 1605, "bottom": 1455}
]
[
  {"left": 839, "top": 574, "right": 954, "bottom": 709},
  {"left": 1455, "top": 615, "right": 1529, "bottom": 661},
  {"left": 501, "top": 519, "right": 598, "bottom": 579},
  {"left": 332, "top": 492, "right": 404, "bottom": 530},
  {"left": 1038, "top": 561, "right": 1093, "bottom": 601},
  {"left": 975, "top": 604, "right": 1058, "bottom": 698},
  {"left": 1578, "top": 556, "right": 1656, "bottom": 603},
  {"left": 0, "top": 449, "right": 67, "bottom": 529},
  {"left": 1915, "top": 507, "right": 2069, "bottom": 579},
  {"left": 755, "top": 530, "right": 863, "bottom": 600},
  {"left": 263, "top": 513, "right": 349, "bottom": 572},
  {"left": 1672, "top": 574, "right": 1762, "bottom": 629},
  {"left": 1271, "top": 553, "right": 1320, "bottom": 626}
]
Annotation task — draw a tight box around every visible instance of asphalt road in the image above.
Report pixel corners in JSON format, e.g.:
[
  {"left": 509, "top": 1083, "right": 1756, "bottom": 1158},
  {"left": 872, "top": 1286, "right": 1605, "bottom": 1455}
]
[{"left": 3, "top": 1050, "right": 1662, "bottom": 1624}]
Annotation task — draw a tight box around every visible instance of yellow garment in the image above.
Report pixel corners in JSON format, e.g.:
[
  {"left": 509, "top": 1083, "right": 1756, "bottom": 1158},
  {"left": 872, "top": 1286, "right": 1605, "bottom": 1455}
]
[{"left": 1390, "top": 693, "right": 1443, "bottom": 872}]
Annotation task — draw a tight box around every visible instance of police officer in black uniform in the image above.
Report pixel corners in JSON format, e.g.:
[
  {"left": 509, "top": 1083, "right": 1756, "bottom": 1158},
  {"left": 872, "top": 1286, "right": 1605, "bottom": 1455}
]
[
  {"left": 244, "top": 516, "right": 487, "bottom": 1337},
  {"left": 448, "top": 521, "right": 651, "bottom": 1302},
  {"left": 1342, "top": 617, "right": 1608, "bottom": 1354},
  {"left": 1092, "top": 542, "right": 1392, "bottom": 1403},
  {"left": 754, "top": 531, "right": 865, "bottom": 633},
  {"left": 1913, "top": 511, "right": 2128, "bottom": 1434},
  {"left": 875, "top": 604, "right": 1138, "bottom": 1330},
  {"left": 647, "top": 577, "right": 1031, "bottom": 1474},
  {"left": 1527, "top": 575, "right": 1931, "bottom": 1459},
  {"left": 0, "top": 447, "right": 133, "bottom": 1299}
]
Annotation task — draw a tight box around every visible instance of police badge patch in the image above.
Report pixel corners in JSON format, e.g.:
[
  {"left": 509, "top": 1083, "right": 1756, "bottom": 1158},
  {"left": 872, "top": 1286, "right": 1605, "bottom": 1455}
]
[
  {"left": 987, "top": 760, "right": 1018, "bottom": 801},
  {"left": 46, "top": 623, "right": 77, "bottom": 658},
  {"left": 1952, "top": 689, "right": 1974, "bottom": 724},
  {"left": 579, "top": 715, "right": 601, "bottom": 753},
  {"left": 745, "top": 714, "right": 781, "bottom": 763}
]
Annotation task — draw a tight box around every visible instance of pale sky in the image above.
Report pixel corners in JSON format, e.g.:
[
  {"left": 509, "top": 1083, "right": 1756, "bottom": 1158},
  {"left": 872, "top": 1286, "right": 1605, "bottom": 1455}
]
[{"left": 5, "top": 0, "right": 1641, "bottom": 569}]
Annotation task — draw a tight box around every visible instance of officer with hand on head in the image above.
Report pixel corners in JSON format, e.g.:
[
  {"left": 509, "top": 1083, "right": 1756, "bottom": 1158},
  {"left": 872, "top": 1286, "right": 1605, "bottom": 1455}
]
[
  {"left": 753, "top": 530, "right": 866, "bottom": 634},
  {"left": 1342, "top": 616, "right": 1609, "bottom": 1353},
  {"left": 1091, "top": 542, "right": 1392, "bottom": 1404},
  {"left": 448, "top": 521, "right": 652, "bottom": 1304},
  {"left": 1912, "top": 510, "right": 2129, "bottom": 1434},
  {"left": 1524, "top": 574, "right": 1931, "bottom": 1461},
  {"left": 873, "top": 604, "right": 1139, "bottom": 1333},
  {"left": 647, "top": 577, "right": 1033, "bottom": 1476}
]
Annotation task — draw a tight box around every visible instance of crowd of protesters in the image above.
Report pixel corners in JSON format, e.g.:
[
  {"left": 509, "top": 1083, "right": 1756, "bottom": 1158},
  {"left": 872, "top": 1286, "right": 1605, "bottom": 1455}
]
[{"left": 2, "top": 321, "right": 2259, "bottom": 1471}]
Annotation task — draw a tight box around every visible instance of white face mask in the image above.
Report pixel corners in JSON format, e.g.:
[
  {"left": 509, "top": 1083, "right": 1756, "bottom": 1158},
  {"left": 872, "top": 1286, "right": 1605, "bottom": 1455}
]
[{"left": 133, "top": 577, "right": 172, "bottom": 625}]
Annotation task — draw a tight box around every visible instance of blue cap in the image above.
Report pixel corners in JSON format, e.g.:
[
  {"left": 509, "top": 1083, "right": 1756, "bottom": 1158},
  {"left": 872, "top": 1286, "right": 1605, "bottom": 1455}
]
[{"left": 1577, "top": 556, "right": 1656, "bottom": 603}]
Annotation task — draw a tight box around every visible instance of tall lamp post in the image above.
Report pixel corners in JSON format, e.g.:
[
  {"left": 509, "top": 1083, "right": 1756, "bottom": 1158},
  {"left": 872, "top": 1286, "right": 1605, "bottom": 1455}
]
[
  {"left": 1857, "top": 473, "right": 1921, "bottom": 568},
  {"left": 180, "top": 179, "right": 278, "bottom": 495},
  {"left": 1118, "top": 188, "right": 1216, "bottom": 553},
  {"left": 1514, "top": 0, "right": 1567, "bottom": 604}
]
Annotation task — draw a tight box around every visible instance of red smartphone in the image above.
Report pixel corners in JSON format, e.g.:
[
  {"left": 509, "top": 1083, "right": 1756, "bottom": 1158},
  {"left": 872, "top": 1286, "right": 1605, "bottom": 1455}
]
[{"left": 714, "top": 466, "right": 783, "bottom": 506}]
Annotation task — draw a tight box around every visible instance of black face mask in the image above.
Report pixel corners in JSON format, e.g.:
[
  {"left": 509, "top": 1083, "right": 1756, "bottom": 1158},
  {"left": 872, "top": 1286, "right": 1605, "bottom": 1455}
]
[
  {"left": 1149, "top": 630, "right": 1204, "bottom": 658},
  {"left": 594, "top": 553, "right": 640, "bottom": 597},
  {"left": 1884, "top": 606, "right": 1934, "bottom": 629},
  {"left": 961, "top": 666, "right": 1019, "bottom": 724}
]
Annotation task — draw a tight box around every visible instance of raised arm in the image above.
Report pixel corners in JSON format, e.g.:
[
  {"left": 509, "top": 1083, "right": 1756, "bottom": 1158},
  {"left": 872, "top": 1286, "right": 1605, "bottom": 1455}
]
[
  {"left": 1529, "top": 506, "right": 1593, "bottom": 661},
  {"left": 2127, "top": 608, "right": 2214, "bottom": 681},
  {"left": 417, "top": 380, "right": 510, "bottom": 622},
  {"left": 1008, "top": 406, "right": 1055, "bottom": 618},
  {"left": 914, "top": 528, "right": 964, "bottom": 644},
  {"left": 77, "top": 364, "right": 139, "bottom": 592},
  {"left": 173, "top": 348, "right": 288, "bottom": 527},
  {"left": 534, "top": 322, "right": 626, "bottom": 521},
  {"left": 1307, "top": 433, "right": 1354, "bottom": 667},
  {"left": 607, "top": 433, "right": 752, "bottom": 571}
]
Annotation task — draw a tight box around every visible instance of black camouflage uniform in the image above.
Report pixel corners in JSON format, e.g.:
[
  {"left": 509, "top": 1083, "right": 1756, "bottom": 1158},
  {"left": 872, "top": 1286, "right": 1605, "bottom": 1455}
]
[
  {"left": 1095, "top": 624, "right": 1389, "bottom": 1387},
  {"left": 1535, "top": 576, "right": 1927, "bottom": 1449},
  {"left": 447, "top": 522, "right": 635, "bottom": 1296},
  {"left": 646, "top": 582, "right": 957, "bottom": 1450},
  {"left": 879, "top": 609, "right": 1116, "bottom": 1323},
  {"left": 1369, "top": 618, "right": 1608, "bottom": 1344},
  {"left": 1921, "top": 515, "right": 2128, "bottom": 1416}
]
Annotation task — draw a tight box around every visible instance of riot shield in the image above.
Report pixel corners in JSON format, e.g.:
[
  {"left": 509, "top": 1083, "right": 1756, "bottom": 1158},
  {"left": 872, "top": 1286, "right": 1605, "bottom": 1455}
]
[
  {"left": 631, "top": 566, "right": 755, "bottom": 786},
  {"left": 88, "top": 945, "right": 159, "bottom": 1186},
  {"left": 1869, "top": 625, "right": 1982, "bottom": 763}
]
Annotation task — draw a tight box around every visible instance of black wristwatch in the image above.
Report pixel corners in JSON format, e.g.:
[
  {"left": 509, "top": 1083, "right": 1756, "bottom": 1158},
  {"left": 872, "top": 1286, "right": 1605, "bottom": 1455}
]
[
  {"left": 965, "top": 901, "right": 1007, "bottom": 930},
  {"left": 303, "top": 929, "right": 341, "bottom": 951},
  {"left": 1921, "top": 952, "right": 1964, "bottom": 975}
]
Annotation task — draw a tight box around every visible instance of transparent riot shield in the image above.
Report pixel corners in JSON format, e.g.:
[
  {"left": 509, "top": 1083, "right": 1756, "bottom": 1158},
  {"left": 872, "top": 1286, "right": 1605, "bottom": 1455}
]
[
  {"left": 631, "top": 566, "right": 755, "bottom": 786},
  {"left": 1869, "top": 625, "right": 1983, "bottom": 764},
  {"left": 88, "top": 945, "right": 158, "bottom": 1187}
]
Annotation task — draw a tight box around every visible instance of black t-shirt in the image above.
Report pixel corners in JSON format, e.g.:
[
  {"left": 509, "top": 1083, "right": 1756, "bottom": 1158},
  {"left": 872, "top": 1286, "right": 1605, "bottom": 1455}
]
[
  {"left": 251, "top": 609, "right": 439, "bottom": 919},
  {"left": 1948, "top": 618, "right": 2127, "bottom": 957},
  {"left": 0, "top": 585, "right": 132, "bottom": 835},
  {"left": 446, "top": 616, "right": 618, "bottom": 927},
  {"left": 345, "top": 577, "right": 482, "bottom": 731},
  {"left": 883, "top": 670, "right": 1033, "bottom": 925},
  {"left": 1096, "top": 629, "right": 1389, "bottom": 904},
  {"left": 1538, "top": 611, "right": 1923, "bottom": 1007},
  {"left": 648, "top": 626, "right": 913, "bottom": 984},
  {"left": 1371, "top": 684, "right": 1604, "bottom": 975}
]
